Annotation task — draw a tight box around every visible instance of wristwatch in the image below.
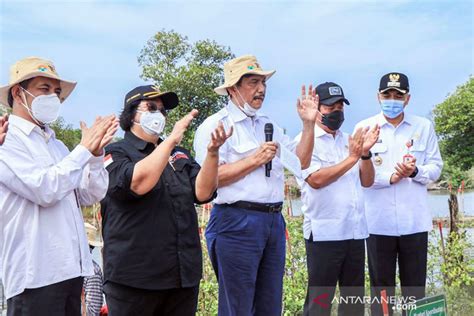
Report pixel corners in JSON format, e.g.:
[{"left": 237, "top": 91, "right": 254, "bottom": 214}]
[
  {"left": 409, "top": 167, "right": 419, "bottom": 178},
  {"left": 361, "top": 151, "right": 372, "bottom": 160}
]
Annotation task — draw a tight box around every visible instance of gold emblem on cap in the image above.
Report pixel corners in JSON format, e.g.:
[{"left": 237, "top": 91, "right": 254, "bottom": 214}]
[
  {"left": 389, "top": 73, "right": 400, "bottom": 82},
  {"left": 374, "top": 155, "right": 383, "bottom": 166},
  {"left": 151, "top": 85, "right": 161, "bottom": 92}
]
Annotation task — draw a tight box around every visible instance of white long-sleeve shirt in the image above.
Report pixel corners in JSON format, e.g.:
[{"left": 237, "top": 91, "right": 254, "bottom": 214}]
[
  {"left": 294, "top": 126, "right": 368, "bottom": 241},
  {"left": 355, "top": 113, "right": 443, "bottom": 236},
  {"left": 193, "top": 101, "right": 292, "bottom": 204},
  {"left": 0, "top": 115, "right": 109, "bottom": 299}
]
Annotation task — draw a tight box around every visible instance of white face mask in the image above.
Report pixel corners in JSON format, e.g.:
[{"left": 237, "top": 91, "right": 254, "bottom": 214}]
[
  {"left": 235, "top": 88, "right": 258, "bottom": 117},
  {"left": 136, "top": 110, "right": 166, "bottom": 136},
  {"left": 21, "top": 88, "right": 62, "bottom": 125}
]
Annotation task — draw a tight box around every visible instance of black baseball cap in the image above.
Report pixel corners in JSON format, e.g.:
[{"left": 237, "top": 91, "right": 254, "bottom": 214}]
[
  {"left": 124, "top": 85, "right": 179, "bottom": 110},
  {"left": 379, "top": 72, "right": 409, "bottom": 94},
  {"left": 316, "top": 82, "right": 350, "bottom": 106}
]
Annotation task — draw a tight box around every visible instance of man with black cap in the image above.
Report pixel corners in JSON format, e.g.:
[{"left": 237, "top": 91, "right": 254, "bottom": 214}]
[
  {"left": 356, "top": 73, "right": 443, "bottom": 315},
  {"left": 295, "top": 82, "right": 379, "bottom": 315},
  {"left": 101, "top": 85, "right": 232, "bottom": 316}
]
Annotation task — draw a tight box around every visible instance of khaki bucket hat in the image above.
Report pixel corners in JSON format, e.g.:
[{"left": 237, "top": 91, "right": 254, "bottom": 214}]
[
  {"left": 0, "top": 56, "right": 77, "bottom": 107},
  {"left": 84, "top": 222, "right": 104, "bottom": 248},
  {"left": 214, "top": 55, "right": 275, "bottom": 96}
]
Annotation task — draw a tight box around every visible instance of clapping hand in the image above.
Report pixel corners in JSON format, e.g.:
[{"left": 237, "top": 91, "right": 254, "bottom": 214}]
[
  {"left": 362, "top": 124, "right": 380, "bottom": 155},
  {"left": 0, "top": 114, "right": 8, "bottom": 145},
  {"left": 349, "top": 127, "right": 368, "bottom": 159},
  {"left": 395, "top": 157, "right": 417, "bottom": 178},
  {"left": 80, "top": 115, "right": 119, "bottom": 156}
]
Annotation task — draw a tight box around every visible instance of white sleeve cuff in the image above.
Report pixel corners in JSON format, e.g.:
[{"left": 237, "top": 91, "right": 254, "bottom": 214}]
[
  {"left": 412, "top": 165, "right": 426, "bottom": 182},
  {"left": 301, "top": 163, "right": 320, "bottom": 180},
  {"left": 377, "top": 171, "right": 393, "bottom": 187},
  {"left": 88, "top": 151, "right": 105, "bottom": 170},
  {"left": 70, "top": 145, "right": 93, "bottom": 167}
]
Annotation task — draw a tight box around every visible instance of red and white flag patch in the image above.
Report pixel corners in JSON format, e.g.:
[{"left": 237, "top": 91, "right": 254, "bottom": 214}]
[
  {"left": 170, "top": 151, "right": 189, "bottom": 163},
  {"left": 104, "top": 154, "right": 114, "bottom": 168}
]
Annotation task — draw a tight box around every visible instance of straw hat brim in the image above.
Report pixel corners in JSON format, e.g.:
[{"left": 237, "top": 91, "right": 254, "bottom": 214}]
[
  {"left": 0, "top": 72, "right": 77, "bottom": 107},
  {"left": 84, "top": 222, "right": 104, "bottom": 247},
  {"left": 214, "top": 69, "right": 276, "bottom": 96}
]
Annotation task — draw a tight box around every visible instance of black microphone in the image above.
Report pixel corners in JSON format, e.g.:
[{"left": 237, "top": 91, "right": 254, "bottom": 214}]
[{"left": 264, "top": 123, "right": 274, "bottom": 177}]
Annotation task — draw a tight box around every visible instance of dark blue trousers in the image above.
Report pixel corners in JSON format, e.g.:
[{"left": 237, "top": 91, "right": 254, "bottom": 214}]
[{"left": 205, "top": 204, "right": 286, "bottom": 316}]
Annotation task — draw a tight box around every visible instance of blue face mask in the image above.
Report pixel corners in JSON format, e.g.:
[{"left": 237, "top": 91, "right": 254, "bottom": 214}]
[{"left": 381, "top": 99, "right": 404, "bottom": 119}]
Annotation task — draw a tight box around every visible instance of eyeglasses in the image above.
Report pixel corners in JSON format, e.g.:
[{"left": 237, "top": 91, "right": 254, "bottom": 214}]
[{"left": 142, "top": 101, "right": 167, "bottom": 116}]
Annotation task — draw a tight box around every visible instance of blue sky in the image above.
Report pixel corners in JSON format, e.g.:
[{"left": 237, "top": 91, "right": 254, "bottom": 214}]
[{"left": 1, "top": 0, "right": 472, "bottom": 137}]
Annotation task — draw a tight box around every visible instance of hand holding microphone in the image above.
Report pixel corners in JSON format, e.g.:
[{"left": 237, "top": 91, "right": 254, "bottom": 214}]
[
  {"left": 251, "top": 123, "right": 277, "bottom": 176},
  {"left": 265, "top": 123, "right": 274, "bottom": 177}
]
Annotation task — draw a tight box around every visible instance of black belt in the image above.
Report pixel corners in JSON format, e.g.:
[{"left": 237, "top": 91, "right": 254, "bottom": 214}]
[{"left": 222, "top": 201, "right": 283, "bottom": 213}]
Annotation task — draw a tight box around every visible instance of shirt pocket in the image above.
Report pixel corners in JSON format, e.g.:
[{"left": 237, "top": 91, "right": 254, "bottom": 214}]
[
  {"left": 410, "top": 143, "right": 426, "bottom": 164},
  {"left": 167, "top": 159, "right": 193, "bottom": 197},
  {"left": 315, "top": 151, "right": 336, "bottom": 168},
  {"left": 228, "top": 142, "right": 258, "bottom": 163}
]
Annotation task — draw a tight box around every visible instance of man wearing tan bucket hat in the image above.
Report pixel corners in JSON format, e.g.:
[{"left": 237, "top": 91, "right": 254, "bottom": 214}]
[
  {"left": 194, "top": 54, "right": 318, "bottom": 315},
  {"left": 0, "top": 56, "right": 118, "bottom": 316}
]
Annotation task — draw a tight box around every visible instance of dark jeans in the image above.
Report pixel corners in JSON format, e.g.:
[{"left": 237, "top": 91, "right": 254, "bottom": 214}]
[
  {"left": 103, "top": 281, "right": 199, "bottom": 316},
  {"left": 304, "top": 238, "right": 365, "bottom": 316},
  {"left": 205, "top": 204, "right": 286, "bottom": 316},
  {"left": 367, "top": 232, "right": 428, "bottom": 316},
  {"left": 7, "top": 277, "right": 83, "bottom": 316}
]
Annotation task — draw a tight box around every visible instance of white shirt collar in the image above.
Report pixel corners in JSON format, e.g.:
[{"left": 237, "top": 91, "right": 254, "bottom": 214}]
[
  {"left": 314, "top": 123, "right": 343, "bottom": 139},
  {"left": 375, "top": 112, "right": 413, "bottom": 127},
  {"left": 226, "top": 100, "right": 268, "bottom": 123},
  {"left": 9, "top": 114, "right": 55, "bottom": 141}
]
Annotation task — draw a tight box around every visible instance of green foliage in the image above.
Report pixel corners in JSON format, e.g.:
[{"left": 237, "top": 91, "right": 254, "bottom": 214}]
[
  {"left": 198, "top": 231, "right": 219, "bottom": 316},
  {"left": 197, "top": 211, "right": 474, "bottom": 315},
  {"left": 138, "top": 30, "right": 234, "bottom": 151},
  {"left": 433, "top": 77, "right": 474, "bottom": 188},
  {"left": 49, "top": 117, "right": 82, "bottom": 151},
  {"left": 427, "top": 228, "right": 474, "bottom": 314},
  {"left": 197, "top": 214, "right": 308, "bottom": 315},
  {"left": 0, "top": 105, "right": 9, "bottom": 115},
  {"left": 282, "top": 215, "right": 307, "bottom": 315}
]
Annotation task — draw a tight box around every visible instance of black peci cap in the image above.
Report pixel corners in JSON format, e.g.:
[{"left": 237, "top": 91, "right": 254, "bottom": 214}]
[{"left": 379, "top": 72, "right": 409, "bottom": 94}]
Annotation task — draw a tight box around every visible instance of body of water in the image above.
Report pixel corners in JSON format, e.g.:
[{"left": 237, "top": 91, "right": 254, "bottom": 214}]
[{"left": 289, "top": 190, "right": 473, "bottom": 218}]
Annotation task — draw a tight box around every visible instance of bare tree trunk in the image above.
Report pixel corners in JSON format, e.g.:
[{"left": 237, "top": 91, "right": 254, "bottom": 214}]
[{"left": 448, "top": 192, "right": 459, "bottom": 234}]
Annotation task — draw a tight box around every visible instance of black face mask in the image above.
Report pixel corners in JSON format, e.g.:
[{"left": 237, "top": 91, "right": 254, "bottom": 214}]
[{"left": 320, "top": 110, "right": 345, "bottom": 131}]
